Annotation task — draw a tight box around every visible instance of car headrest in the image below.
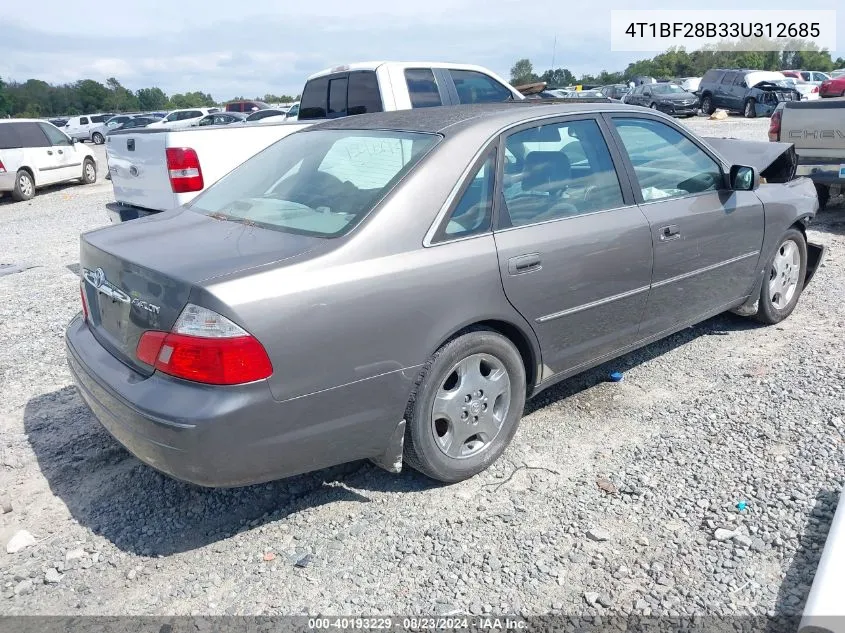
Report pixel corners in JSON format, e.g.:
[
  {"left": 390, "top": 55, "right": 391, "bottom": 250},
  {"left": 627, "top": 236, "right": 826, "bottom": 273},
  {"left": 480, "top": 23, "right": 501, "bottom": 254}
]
[{"left": 522, "top": 151, "right": 571, "bottom": 193}]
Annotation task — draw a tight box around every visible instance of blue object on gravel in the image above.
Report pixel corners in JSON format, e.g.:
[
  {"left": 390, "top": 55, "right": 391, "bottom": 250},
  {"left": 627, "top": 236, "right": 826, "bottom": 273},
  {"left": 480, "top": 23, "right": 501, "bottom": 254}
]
[
  {"left": 736, "top": 501, "right": 748, "bottom": 511},
  {"left": 609, "top": 371, "right": 623, "bottom": 382}
]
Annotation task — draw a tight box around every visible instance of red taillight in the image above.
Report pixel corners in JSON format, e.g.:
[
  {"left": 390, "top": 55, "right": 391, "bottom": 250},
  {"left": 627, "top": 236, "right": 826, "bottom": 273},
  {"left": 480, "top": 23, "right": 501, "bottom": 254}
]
[
  {"left": 165, "top": 147, "right": 204, "bottom": 194},
  {"left": 79, "top": 281, "right": 89, "bottom": 321},
  {"left": 136, "top": 331, "right": 273, "bottom": 385},
  {"left": 812, "top": 85, "right": 819, "bottom": 93},
  {"left": 0, "top": 159, "right": 5, "bottom": 174},
  {"left": 768, "top": 109, "right": 782, "bottom": 142}
]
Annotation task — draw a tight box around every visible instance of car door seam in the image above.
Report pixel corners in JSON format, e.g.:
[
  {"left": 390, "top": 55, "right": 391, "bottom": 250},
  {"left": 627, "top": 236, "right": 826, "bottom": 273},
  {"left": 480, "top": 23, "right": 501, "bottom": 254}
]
[
  {"left": 536, "top": 284, "right": 652, "bottom": 323},
  {"left": 651, "top": 251, "right": 759, "bottom": 289}
]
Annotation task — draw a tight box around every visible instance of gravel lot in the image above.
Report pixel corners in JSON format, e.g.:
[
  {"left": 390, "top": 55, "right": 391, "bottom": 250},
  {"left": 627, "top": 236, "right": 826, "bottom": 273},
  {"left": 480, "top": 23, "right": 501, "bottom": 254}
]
[{"left": 1, "top": 120, "right": 844, "bottom": 621}]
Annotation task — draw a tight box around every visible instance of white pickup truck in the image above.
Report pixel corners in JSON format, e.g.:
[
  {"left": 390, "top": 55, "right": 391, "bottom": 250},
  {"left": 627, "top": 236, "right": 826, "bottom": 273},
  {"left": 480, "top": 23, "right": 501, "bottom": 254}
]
[{"left": 106, "top": 61, "right": 524, "bottom": 220}]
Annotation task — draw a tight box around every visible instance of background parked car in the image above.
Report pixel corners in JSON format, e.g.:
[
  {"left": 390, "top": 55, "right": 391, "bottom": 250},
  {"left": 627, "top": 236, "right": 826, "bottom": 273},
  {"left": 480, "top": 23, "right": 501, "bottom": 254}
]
[
  {"left": 698, "top": 69, "right": 801, "bottom": 117},
  {"left": 285, "top": 102, "right": 300, "bottom": 121},
  {"left": 146, "top": 108, "right": 220, "bottom": 129},
  {"left": 244, "top": 109, "right": 287, "bottom": 122},
  {"left": 819, "top": 74, "right": 845, "bottom": 97},
  {"left": 679, "top": 77, "right": 701, "bottom": 92},
  {"left": 781, "top": 77, "right": 821, "bottom": 101},
  {"left": 625, "top": 83, "right": 699, "bottom": 116},
  {"left": 48, "top": 118, "right": 68, "bottom": 128},
  {"left": 599, "top": 84, "right": 631, "bottom": 100},
  {"left": 64, "top": 114, "right": 115, "bottom": 144},
  {"left": 0, "top": 119, "right": 98, "bottom": 201},
  {"left": 783, "top": 70, "right": 831, "bottom": 83},
  {"left": 110, "top": 116, "right": 160, "bottom": 131},
  {"left": 225, "top": 100, "right": 270, "bottom": 113},
  {"left": 196, "top": 112, "right": 248, "bottom": 126}
]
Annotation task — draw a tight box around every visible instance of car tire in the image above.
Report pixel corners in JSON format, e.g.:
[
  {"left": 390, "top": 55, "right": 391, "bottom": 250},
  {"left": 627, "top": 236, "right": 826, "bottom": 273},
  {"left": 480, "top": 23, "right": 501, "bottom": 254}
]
[
  {"left": 744, "top": 99, "right": 757, "bottom": 118},
  {"left": 403, "top": 328, "right": 527, "bottom": 483},
  {"left": 11, "top": 170, "right": 35, "bottom": 202},
  {"left": 82, "top": 158, "right": 97, "bottom": 184},
  {"left": 700, "top": 95, "right": 714, "bottom": 114},
  {"left": 92, "top": 132, "right": 104, "bottom": 145},
  {"left": 752, "top": 228, "right": 807, "bottom": 325},
  {"left": 815, "top": 184, "right": 830, "bottom": 211}
]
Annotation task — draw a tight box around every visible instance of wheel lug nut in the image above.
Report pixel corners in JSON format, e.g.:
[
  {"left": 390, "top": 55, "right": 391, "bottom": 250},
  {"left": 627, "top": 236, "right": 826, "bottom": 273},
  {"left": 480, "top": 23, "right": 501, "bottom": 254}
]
[{"left": 464, "top": 395, "right": 471, "bottom": 403}]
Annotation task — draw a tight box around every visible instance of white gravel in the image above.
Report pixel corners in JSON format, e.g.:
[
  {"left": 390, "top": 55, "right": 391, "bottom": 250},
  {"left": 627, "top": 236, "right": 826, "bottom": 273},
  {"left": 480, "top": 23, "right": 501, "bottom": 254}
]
[{"left": 1, "top": 126, "right": 844, "bottom": 619}]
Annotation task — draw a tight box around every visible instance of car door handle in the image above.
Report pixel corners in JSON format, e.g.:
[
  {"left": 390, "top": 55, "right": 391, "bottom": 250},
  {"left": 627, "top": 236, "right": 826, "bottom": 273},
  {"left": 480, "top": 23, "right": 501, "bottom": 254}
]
[
  {"left": 508, "top": 253, "right": 542, "bottom": 275},
  {"left": 659, "top": 225, "right": 681, "bottom": 241},
  {"left": 57, "top": 150, "right": 63, "bottom": 155},
  {"left": 47, "top": 150, "right": 53, "bottom": 155}
]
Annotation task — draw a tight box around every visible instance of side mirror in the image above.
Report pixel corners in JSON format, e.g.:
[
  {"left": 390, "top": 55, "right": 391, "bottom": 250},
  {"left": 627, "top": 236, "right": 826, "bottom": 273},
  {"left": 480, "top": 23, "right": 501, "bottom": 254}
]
[
  {"left": 71, "top": 137, "right": 77, "bottom": 144},
  {"left": 730, "top": 165, "right": 758, "bottom": 191}
]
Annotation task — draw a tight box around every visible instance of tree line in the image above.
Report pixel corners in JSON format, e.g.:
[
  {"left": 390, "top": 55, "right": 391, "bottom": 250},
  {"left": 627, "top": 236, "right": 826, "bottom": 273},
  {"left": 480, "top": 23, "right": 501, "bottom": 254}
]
[
  {"left": 511, "top": 41, "right": 845, "bottom": 87},
  {"left": 0, "top": 76, "right": 299, "bottom": 118}
]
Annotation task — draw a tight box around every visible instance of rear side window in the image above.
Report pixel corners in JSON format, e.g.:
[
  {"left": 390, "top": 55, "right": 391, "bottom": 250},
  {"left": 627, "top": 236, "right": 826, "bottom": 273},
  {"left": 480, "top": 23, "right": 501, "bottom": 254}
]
[
  {"left": 91, "top": 115, "right": 106, "bottom": 123},
  {"left": 79, "top": 117, "right": 90, "bottom": 125},
  {"left": 437, "top": 151, "right": 495, "bottom": 240},
  {"left": 702, "top": 70, "right": 723, "bottom": 84},
  {"left": 720, "top": 73, "right": 736, "bottom": 85},
  {"left": 328, "top": 76, "right": 348, "bottom": 117},
  {"left": 0, "top": 123, "right": 50, "bottom": 149},
  {"left": 347, "top": 72, "right": 382, "bottom": 116},
  {"left": 188, "top": 111, "right": 202, "bottom": 118},
  {"left": 449, "top": 70, "right": 513, "bottom": 104},
  {"left": 733, "top": 74, "right": 747, "bottom": 86},
  {"left": 300, "top": 76, "right": 330, "bottom": 119},
  {"left": 405, "top": 69, "right": 442, "bottom": 108}
]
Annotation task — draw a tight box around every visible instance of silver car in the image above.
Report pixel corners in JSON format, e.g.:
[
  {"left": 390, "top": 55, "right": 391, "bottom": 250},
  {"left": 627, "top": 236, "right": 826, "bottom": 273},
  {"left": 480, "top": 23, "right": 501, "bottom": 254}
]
[{"left": 65, "top": 103, "right": 823, "bottom": 487}]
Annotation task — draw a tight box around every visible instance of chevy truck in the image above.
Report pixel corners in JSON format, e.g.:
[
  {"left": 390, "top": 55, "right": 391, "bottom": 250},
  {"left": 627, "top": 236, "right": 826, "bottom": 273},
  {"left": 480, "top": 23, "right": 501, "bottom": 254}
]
[
  {"left": 106, "top": 61, "right": 525, "bottom": 221},
  {"left": 770, "top": 98, "right": 845, "bottom": 209}
]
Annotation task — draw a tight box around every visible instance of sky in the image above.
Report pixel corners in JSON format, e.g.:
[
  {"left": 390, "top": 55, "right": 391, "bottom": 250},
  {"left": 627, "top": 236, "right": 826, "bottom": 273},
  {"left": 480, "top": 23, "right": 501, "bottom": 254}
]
[{"left": 1, "top": 0, "right": 842, "bottom": 101}]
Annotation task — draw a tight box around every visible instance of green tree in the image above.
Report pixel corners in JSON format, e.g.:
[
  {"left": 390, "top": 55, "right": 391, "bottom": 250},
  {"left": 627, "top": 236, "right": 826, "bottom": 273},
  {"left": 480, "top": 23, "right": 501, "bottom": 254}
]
[
  {"left": 539, "top": 68, "right": 575, "bottom": 87},
  {"left": 136, "top": 87, "right": 169, "bottom": 111},
  {"left": 105, "top": 77, "right": 140, "bottom": 112},
  {"left": 510, "top": 59, "right": 539, "bottom": 85},
  {"left": 75, "top": 79, "right": 110, "bottom": 112},
  {"left": 169, "top": 91, "right": 216, "bottom": 108},
  {"left": 0, "top": 77, "right": 11, "bottom": 116}
]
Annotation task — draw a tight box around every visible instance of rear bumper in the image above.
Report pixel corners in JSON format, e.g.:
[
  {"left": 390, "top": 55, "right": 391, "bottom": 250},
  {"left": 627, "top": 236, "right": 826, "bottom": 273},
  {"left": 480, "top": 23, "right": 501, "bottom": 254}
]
[
  {"left": 106, "top": 202, "right": 158, "bottom": 223},
  {"left": 0, "top": 172, "right": 16, "bottom": 192},
  {"left": 65, "top": 315, "right": 407, "bottom": 487},
  {"left": 795, "top": 160, "right": 845, "bottom": 186}
]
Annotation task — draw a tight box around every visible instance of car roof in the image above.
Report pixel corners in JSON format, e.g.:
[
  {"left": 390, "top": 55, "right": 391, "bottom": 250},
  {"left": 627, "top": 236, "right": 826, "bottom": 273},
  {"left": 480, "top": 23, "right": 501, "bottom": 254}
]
[
  {"left": 0, "top": 119, "right": 46, "bottom": 124},
  {"left": 311, "top": 102, "right": 649, "bottom": 137},
  {"left": 307, "top": 61, "right": 508, "bottom": 81}
]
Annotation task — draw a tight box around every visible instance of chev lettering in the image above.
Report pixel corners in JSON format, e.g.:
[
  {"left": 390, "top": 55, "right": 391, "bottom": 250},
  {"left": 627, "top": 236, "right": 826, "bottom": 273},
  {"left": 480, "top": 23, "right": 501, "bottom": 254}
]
[{"left": 789, "top": 129, "right": 845, "bottom": 139}]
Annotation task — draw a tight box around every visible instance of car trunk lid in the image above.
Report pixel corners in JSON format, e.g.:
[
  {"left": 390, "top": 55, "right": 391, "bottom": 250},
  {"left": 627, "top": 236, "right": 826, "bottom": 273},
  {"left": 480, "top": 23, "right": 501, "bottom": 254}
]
[
  {"left": 107, "top": 129, "right": 176, "bottom": 212},
  {"left": 80, "top": 209, "right": 323, "bottom": 374}
]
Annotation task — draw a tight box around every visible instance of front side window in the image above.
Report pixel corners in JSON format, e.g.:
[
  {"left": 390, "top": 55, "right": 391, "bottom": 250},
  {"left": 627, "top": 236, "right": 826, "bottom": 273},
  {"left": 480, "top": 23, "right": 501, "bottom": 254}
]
[
  {"left": 720, "top": 73, "right": 736, "bottom": 85},
  {"left": 437, "top": 152, "right": 495, "bottom": 240},
  {"left": 347, "top": 71, "right": 382, "bottom": 115},
  {"left": 406, "top": 68, "right": 442, "bottom": 108},
  {"left": 39, "top": 122, "right": 71, "bottom": 146},
  {"left": 189, "top": 130, "right": 439, "bottom": 237},
  {"left": 501, "top": 119, "right": 624, "bottom": 228},
  {"left": 449, "top": 69, "right": 513, "bottom": 104},
  {"left": 612, "top": 118, "right": 723, "bottom": 201}
]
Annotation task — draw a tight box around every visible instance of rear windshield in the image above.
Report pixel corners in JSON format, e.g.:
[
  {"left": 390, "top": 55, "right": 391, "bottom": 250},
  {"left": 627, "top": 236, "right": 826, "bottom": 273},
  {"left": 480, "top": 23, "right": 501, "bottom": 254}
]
[
  {"left": 299, "top": 71, "right": 383, "bottom": 120},
  {"left": 188, "top": 129, "right": 439, "bottom": 237}
]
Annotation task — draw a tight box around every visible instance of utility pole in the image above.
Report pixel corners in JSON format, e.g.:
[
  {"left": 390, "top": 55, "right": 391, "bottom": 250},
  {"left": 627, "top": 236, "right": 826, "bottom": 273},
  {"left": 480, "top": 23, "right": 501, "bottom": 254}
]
[{"left": 551, "top": 35, "right": 557, "bottom": 70}]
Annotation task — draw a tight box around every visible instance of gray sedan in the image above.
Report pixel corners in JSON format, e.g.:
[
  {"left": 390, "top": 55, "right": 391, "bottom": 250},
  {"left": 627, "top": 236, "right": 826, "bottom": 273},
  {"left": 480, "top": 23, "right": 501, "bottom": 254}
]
[{"left": 65, "top": 103, "right": 823, "bottom": 487}]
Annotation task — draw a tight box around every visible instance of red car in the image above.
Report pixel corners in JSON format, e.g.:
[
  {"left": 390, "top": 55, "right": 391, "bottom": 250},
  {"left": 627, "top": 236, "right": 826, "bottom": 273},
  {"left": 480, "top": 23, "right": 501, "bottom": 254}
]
[{"left": 819, "top": 76, "right": 845, "bottom": 98}]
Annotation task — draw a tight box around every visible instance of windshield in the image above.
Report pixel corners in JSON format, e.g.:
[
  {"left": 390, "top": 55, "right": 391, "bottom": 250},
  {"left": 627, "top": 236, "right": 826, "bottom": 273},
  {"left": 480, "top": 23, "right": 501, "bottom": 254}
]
[
  {"left": 188, "top": 129, "right": 440, "bottom": 237},
  {"left": 653, "top": 84, "right": 686, "bottom": 94}
]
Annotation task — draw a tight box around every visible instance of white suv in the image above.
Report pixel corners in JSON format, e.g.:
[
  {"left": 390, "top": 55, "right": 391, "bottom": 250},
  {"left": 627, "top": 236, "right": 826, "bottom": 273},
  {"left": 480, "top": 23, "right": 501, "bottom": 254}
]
[
  {"left": 0, "top": 120, "right": 98, "bottom": 201},
  {"left": 64, "top": 114, "right": 114, "bottom": 144},
  {"left": 146, "top": 108, "right": 221, "bottom": 129}
]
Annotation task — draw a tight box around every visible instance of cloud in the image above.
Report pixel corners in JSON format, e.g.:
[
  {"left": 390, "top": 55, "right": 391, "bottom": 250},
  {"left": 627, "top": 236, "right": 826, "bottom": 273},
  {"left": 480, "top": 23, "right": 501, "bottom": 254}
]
[{"left": 2, "top": 0, "right": 843, "bottom": 100}]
